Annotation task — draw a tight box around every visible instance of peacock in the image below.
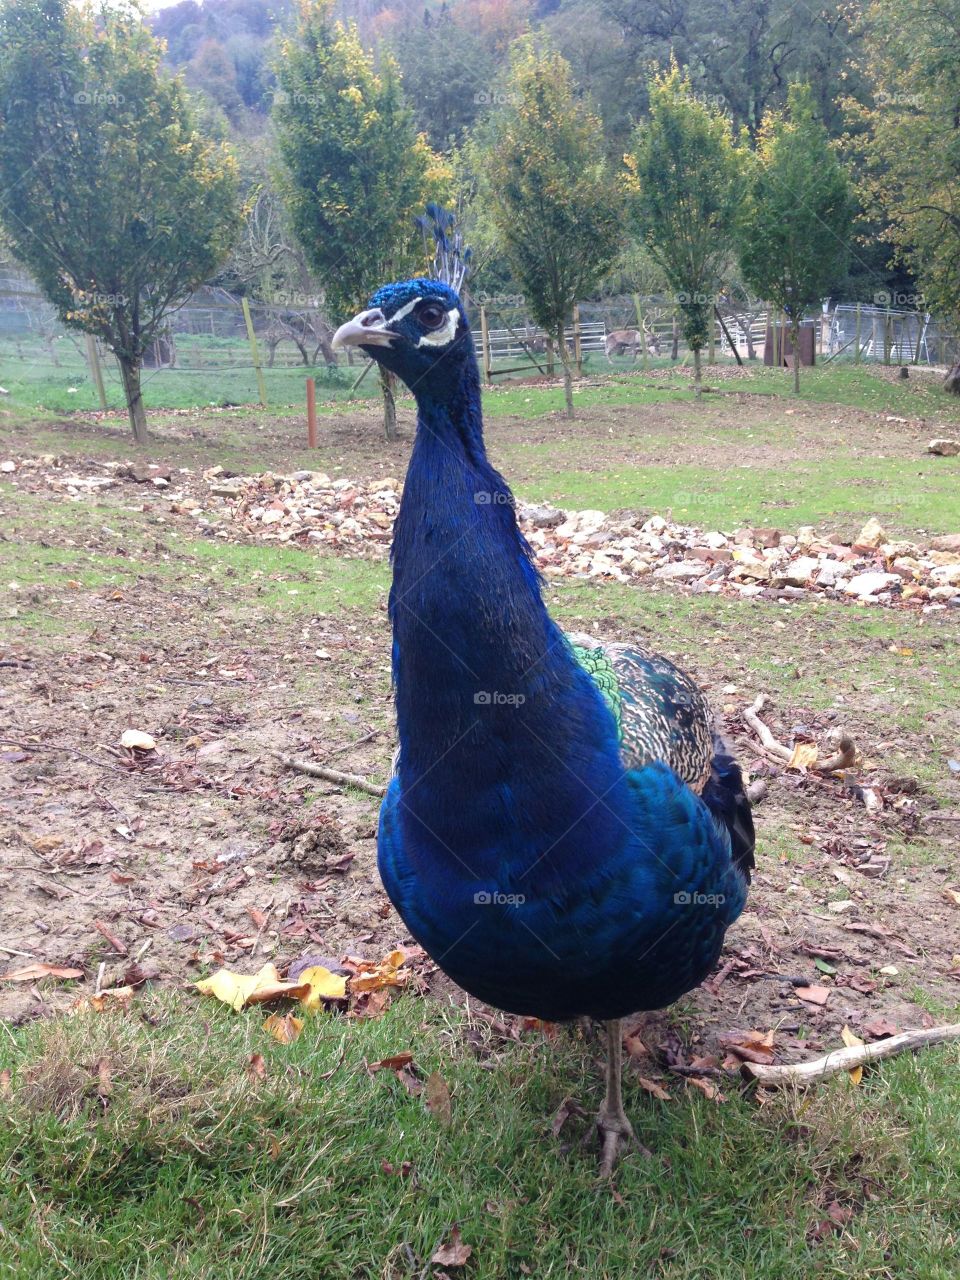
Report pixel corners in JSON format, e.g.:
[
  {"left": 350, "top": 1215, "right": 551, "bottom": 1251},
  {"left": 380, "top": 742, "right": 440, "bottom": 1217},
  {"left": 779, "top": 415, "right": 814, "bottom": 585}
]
[{"left": 332, "top": 278, "right": 755, "bottom": 1173}]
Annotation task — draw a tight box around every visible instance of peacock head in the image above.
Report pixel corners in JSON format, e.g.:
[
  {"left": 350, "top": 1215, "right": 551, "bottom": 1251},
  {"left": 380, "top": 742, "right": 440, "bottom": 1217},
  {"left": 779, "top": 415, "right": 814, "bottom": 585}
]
[{"left": 331, "top": 278, "right": 475, "bottom": 403}]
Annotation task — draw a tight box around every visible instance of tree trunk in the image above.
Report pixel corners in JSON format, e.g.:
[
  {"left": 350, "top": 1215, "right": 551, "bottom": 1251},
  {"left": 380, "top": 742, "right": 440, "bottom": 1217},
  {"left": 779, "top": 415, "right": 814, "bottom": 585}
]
[
  {"left": 379, "top": 366, "right": 398, "bottom": 441},
  {"left": 117, "top": 354, "right": 148, "bottom": 445},
  {"left": 792, "top": 321, "right": 801, "bottom": 394},
  {"left": 693, "top": 345, "right": 702, "bottom": 399},
  {"left": 557, "top": 327, "right": 574, "bottom": 419},
  {"left": 945, "top": 360, "right": 960, "bottom": 396}
]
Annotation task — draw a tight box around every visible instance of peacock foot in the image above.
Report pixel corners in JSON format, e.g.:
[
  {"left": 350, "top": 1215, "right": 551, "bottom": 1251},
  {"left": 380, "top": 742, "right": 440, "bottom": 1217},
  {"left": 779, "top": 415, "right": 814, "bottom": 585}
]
[{"left": 595, "top": 1104, "right": 641, "bottom": 1177}]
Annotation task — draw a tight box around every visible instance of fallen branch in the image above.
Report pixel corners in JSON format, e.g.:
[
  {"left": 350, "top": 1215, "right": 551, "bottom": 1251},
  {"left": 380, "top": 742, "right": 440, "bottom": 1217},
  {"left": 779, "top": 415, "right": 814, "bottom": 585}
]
[
  {"left": 273, "top": 751, "right": 386, "bottom": 798},
  {"left": 742, "top": 695, "right": 792, "bottom": 763},
  {"left": 741, "top": 1023, "right": 960, "bottom": 1087},
  {"left": 741, "top": 697, "right": 874, "bottom": 801}
]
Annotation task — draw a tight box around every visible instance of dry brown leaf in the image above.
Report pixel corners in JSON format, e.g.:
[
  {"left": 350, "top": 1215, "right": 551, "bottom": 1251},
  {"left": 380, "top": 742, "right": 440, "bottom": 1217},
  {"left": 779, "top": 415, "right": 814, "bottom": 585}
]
[
  {"left": 431, "top": 1226, "right": 472, "bottom": 1268},
  {"left": 247, "top": 1052, "right": 267, "bottom": 1080},
  {"left": 637, "top": 1076, "right": 671, "bottom": 1101},
  {"left": 2, "top": 962, "right": 84, "bottom": 983},
  {"left": 862, "top": 1016, "right": 898, "bottom": 1040},
  {"left": 264, "top": 1012, "right": 303, "bottom": 1044},
  {"left": 686, "top": 1076, "right": 725, "bottom": 1101},
  {"left": 425, "top": 1070, "right": 452, "bottom": 1127},
  {"left": 0, "top": 1068, "right": 11, "bottom": 1098},
  {"left": 368, "top": 1052, "right": 415, "bottom": 1073}
]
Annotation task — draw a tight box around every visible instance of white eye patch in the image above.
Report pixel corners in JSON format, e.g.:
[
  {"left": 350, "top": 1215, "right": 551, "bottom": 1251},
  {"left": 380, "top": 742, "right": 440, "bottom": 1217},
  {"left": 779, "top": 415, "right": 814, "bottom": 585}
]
[{"left": 415, "top": 307, "right": 460, "bottom": 348}]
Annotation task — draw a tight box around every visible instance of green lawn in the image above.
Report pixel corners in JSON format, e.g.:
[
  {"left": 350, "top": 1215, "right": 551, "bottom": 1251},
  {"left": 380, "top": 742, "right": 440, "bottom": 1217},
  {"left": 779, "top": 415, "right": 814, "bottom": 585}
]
[{"left": 2, "top": 994, "right": 959, "bottom": 1280}]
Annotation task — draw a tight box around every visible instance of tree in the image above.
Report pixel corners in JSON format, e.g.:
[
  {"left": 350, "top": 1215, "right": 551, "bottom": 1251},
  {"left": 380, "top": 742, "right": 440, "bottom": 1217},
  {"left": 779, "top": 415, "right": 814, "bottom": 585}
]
[
  {"left": 485, "top": 39, "right": 622, "bottom": 418},
  {"left": 848, "top": 0, "right": 960, "bottom": 392},
  {"left": 624, "top": 62, "right": 744, "bottom": 397},
  {"left": 0, "top": 0, "right": 241, "bottom": 443},
  {"left": 738, "top": 82, "right": 854, "bottom": 392},
  {"left": 273, "top": 1, "right": 442, "bottom": 440}
]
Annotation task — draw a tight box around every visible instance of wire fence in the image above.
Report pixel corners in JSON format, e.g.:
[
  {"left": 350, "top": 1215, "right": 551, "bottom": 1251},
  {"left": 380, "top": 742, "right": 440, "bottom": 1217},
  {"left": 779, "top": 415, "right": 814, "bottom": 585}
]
[{"left": 0, "top": 271, "right": 956, "bottom": 416}]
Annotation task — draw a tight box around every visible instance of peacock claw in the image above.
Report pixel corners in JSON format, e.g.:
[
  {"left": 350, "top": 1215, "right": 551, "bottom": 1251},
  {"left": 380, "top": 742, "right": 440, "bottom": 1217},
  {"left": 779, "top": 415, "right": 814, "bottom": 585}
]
[{"left": 596, "top": 1108, "right": 644, "bottom": 1177}]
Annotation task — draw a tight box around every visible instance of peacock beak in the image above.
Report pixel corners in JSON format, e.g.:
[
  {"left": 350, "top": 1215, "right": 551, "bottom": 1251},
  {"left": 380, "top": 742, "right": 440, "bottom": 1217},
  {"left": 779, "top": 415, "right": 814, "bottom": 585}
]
[{"left": 331, "top": 307, "right": 397, "bottom": 351}]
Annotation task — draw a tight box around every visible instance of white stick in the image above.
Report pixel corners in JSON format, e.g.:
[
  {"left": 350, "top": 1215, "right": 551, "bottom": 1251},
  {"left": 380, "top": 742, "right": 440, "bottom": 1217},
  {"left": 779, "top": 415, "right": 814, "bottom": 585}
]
[{"left": 741, "top": 1023, "right": 960, "bottom": 1087}]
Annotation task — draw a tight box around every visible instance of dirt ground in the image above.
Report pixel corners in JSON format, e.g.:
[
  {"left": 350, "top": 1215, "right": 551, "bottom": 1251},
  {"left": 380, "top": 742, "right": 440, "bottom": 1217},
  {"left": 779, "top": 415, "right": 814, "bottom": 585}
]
[{"left": 2, "top": 394, "right": 960, "bottom": 1076}]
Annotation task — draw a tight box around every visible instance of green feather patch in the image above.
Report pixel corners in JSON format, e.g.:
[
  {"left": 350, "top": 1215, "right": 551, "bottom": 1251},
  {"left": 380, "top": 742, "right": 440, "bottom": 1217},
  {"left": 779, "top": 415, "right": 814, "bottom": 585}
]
[{"left": 570, "top": 642, "right": 623, "bottom": 739}]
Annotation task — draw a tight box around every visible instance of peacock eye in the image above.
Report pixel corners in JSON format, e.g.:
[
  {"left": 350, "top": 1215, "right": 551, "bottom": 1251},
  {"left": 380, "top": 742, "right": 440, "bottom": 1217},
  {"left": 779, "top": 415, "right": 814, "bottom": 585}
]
[{"left": 416, "top": 301, "right": 447, "bottom": 331}]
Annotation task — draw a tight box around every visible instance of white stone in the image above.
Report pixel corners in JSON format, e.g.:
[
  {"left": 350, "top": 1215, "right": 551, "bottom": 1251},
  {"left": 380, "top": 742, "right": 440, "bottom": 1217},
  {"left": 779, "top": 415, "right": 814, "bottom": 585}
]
[{"left": 845, "top": 571, "right": 899, "bottom": 597}]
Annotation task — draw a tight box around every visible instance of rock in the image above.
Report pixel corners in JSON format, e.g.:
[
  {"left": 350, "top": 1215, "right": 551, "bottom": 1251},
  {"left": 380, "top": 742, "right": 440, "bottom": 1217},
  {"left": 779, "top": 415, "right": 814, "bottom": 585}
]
[
  {"left": 120, "top": 729, "right": 156, "bottom": 751},
  {"left": 642, "top": 515, "right": 667, "bottom": 534},
  {"left": 751, "top": 527, "right": 781, "bottom": 548},
  {"left": 782, "top": 556, "right": 819, "bottom": 586},
  {"left": 702, "top": 531, "right": 728, "bottom": 549},
  {"left": 845, "top": 571, "right": 900, "bottom": 598},
  {"left": 0, "top": 459, "right": 15, "bottom": 473},
  {"left": 126, "top": 461, "right": 172, "bottom": 484},
  {"left": 927, "top": 439, "right": 960, "bottom": 456},
  {"left": 796, "top": 525, "right": 817, "bottom": 549},
  {"left": 931, "top": 563, "right": 960, "bottom": 586},
  {"left": 815, "top": 561, "right": 844, "bottom": 587},
  {"left": 853, "top": 516, "right": 888, "bottom": 551},
  {"left": 930, "top": 550, "right": 960, "bottom": 567},
  {"left": 879, "top": 540, "right": 919, "bottom": 559},
  {"left": 518, "top": 503, "right": 564, "bottom": 529},
  {"left": 653, "top": 561, "right": 709, "bottom": 580},
  {"left": 931, "top": 534, "right": 960, "bottom": 553},
  {"left": 929, "top": 585, "right": 960, "bottom": 601},
  {"left": 210, "top": 481, "right": 245, "bottom": 498},
  {"left": 261, "top": 509, "right": 283, "bottom": 525}
]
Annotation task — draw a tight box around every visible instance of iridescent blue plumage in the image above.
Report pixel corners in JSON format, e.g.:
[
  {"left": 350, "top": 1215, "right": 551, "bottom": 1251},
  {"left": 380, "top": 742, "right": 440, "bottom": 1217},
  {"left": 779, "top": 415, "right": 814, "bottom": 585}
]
[{"left": 331, "top": 276, "right": 754, "bottom": 1166}]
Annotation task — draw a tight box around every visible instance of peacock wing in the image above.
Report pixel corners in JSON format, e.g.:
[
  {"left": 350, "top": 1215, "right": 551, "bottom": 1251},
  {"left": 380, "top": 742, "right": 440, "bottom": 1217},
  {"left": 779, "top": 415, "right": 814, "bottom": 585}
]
[{"left": 568, "top": 636, "right": 714, "bottom": 793}]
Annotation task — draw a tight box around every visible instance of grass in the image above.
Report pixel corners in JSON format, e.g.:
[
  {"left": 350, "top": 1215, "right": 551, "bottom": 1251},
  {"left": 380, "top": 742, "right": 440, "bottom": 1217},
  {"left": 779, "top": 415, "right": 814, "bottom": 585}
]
[{"left": 2, "top": 994, "right": 960, "bottom": 1279}]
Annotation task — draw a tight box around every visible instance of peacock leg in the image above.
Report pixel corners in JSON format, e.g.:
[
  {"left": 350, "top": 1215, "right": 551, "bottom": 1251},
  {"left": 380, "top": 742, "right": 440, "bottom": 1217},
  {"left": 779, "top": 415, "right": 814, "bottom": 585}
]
[{"left": 596, "top": 1018, "right": 636, "bottom": 1175}]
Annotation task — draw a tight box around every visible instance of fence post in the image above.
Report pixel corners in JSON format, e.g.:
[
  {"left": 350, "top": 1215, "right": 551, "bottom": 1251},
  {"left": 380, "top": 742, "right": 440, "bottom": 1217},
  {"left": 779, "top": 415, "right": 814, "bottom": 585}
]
[
  {"left": 855, "top": 303, "right": 862, "bottom": 365},
  {"left": 85, "top": 334, "right": 108, "bottom": 411},
  {"left": 572, "top": 305, "right": 583, "bottom": 375},
  {"left": 671, "top": 315, "right": 679, "bottom": 362},
  {"left": 479, "top": 306, "right": 492, "bottom": 384},
  {"left": 884, "top": 308, "right": 892, "bottom": 364},
  {"left": 241, "top": 296, "right": 268, "bottom": 409},
  {"left": 306, "top": 376, "right": 317, "bottom": 449}
]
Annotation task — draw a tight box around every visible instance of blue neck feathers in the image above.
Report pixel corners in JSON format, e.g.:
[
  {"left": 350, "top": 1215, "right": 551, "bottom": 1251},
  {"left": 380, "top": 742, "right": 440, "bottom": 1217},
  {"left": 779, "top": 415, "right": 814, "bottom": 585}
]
[{"left": 388, "top": 356, "right": 631, "bottom": 880}]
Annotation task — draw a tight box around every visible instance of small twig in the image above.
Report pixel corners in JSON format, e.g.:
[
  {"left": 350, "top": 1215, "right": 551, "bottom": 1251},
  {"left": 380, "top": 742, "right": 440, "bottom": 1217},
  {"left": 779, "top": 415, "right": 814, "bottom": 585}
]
[
  {"left": 272, "top": 751, "right": 386, "bottom": 797},
  {"left": 741, "top": 1023, "right": 960, "bottom": 1087},
  {"left": 0, "top": 737, "right": 128, "bottom": 775},
  {"left": 0, "top": 944, "right": 35, "bottom": 958},
  {"left": 93, "top": 920, "right": 128, "bottom": 955}
]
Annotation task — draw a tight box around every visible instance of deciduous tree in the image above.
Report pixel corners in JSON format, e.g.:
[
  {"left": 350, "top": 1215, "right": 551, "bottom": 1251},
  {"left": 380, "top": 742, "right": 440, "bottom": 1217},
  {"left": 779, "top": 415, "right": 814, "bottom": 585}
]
[
  {"left": 0, "top": 0, "right": 242, "bottom": 443},
  {"left": 485, "top": 39, "right": 622, "bottom": 418}
]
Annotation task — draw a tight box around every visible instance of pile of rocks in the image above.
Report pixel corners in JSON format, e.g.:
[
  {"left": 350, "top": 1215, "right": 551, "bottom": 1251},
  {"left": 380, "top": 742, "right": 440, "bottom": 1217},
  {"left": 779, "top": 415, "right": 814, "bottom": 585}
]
[{"left": 200, "top": 469, "right": 960, "bottom": 613}]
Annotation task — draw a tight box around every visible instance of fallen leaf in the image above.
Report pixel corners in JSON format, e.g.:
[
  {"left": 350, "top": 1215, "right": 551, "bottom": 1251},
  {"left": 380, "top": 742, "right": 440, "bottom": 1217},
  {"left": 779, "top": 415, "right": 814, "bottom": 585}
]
[
  {"left": 840, "top": 1025, "right": 865, "bottom": 1085},
  {"left": 431, "top": 1226, "right": 472, "bottom": 1269},
  {"left": 623, "top": 1030, "right": 649, "bottom": 1059},
  {"left": 796, "top": 985, "right": 831, "bottom": 1006},
  {"left": 862, "top": 1016, "right": 898, "bottom": 1040},
  {"left": 943, "top": 889, "right": 960, "bottom": 908},
  {"left": 368, "top": 1052, "right": 415, "bottom": 1073},
  {"left": 264, "top": 1012, "right": 303, "bottom": 1044},
  {"left": 2, "top": 962, "right": 83, "bottom": 983},
  {"left": 637, "top": 1076, "right": 671, "bottom": 1101},
  {"left": 248, "top": 1053, "right": 267, "bottom": 1080},
  {"left": 425, "top": 1070, "right": 452, "bottom": 1127},
  {"left": 299, "top": 965, "right": 347, "bottom": 1008},
  {"left": 0, "top": 1068, "right": 11, "bottom": 1097},
  {"left": 686, "top": 1076, "right": 725, "bottom": 1101},
  {"left": 788, "top": 742, "right": 819, "bottom": 771},
  {"left": 195, "top": 963, "right": 308, "bottom": 1012}
]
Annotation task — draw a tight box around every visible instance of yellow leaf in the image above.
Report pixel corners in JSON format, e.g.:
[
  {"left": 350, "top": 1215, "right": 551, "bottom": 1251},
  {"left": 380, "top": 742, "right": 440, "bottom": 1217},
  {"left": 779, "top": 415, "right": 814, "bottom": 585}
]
[
  {"left": 196, "top": 963, "right": 308, "bottom": 1012},
  {"left": 787, "top": 742, "right": 819, "bottom": 771},
  {"left": 298, "top": 966, "right": 347, "bottom": 1008},
  {"left": 264, "top": 1012, "right": 303, "bottom": 1044},
  {"left": 841, "top": 1024, "right": 864, "bottom": 1085}
]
